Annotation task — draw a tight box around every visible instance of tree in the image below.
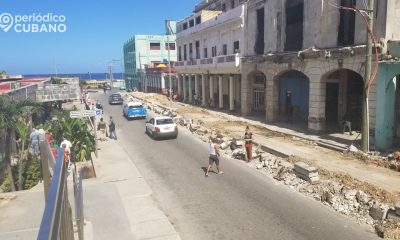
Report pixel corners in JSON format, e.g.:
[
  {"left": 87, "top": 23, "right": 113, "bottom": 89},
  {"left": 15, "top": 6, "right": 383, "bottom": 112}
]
[
  {"left": 15, "top": 119, "right": 29, "bottom": 190},
  {"left": 0, "top": 96, "right": 42, "bottom": 191}
]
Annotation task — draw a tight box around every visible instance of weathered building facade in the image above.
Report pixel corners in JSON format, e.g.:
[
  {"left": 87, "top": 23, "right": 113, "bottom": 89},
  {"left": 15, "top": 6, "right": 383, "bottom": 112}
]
[
  {"left": 241, "top": 0, "right": 400, "bottom": 138},
  {"left": 175, "top": 0, "right": 246, "bottom": 110}
]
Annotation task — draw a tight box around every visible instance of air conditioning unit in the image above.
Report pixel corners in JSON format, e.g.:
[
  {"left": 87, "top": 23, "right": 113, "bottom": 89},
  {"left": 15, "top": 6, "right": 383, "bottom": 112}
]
[{"left": 387, "top": 40, "right": 400, "bottom": 58}]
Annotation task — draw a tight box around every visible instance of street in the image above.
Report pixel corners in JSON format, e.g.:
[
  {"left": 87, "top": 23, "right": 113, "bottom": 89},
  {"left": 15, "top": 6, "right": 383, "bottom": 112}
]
[{"left": 96, "top": 91, "right": 379, "bottom": 240}]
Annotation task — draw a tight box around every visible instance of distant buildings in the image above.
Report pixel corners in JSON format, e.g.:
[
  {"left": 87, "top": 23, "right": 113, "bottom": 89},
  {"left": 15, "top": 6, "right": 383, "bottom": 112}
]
[{"left": 123, "top": 20, "right": 178, "bottom": 89}]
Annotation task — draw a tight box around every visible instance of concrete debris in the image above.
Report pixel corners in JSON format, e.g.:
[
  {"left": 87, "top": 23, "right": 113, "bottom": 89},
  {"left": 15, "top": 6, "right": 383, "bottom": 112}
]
[
  {"left": 220, "top": 141, "right": 231, "bottom": 150},
  {"left": 369, "top": 204, "right": 389, "bottom": 220},
  {"left": 343, "top": 189, "right": 357, "bottom": 201},
  {"left": 232, "top": 148, "right": 246, "bottom": 160},
  {"left": 346, "top": 144, "right": 359, "bottom": 153},
  {"left": 179, "top": 118, "right": 191, "bottom": 126},
  {"left": 189, "top": 124, "right": 200, "bottom": 133},
  {"left": 196, "top": 127, "right": 208, "bottom": 135},
  {"left": 230, "top": 139, "right": 244, "bottom": 150},
  {"left": 386, "top": 209, "right": 400, "bottom": 222},
  {"left": 294, "top": 161, "right": 319, "bottom": 184},
  {"left": 395, "top": 202, "right": 400, "bottom": 216},
  {"left": 355, "top": 191, "right": 370, "bottom": 204}
]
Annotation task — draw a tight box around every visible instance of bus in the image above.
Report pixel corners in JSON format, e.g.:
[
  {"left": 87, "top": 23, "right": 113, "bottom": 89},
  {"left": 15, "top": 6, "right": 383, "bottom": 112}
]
[{"left": 81, "top": 80, "right": 109, "bottom": 89}]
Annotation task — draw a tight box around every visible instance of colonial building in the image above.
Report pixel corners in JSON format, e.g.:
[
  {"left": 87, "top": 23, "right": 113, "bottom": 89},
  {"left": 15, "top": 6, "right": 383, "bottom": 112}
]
[
  {"left": 174, "top": 0, "right": 246, "bottom": 110},
  {"left": 123, "top": 21, "right": 177, "bottom": 90},
  {"left": 139, "top": 66, "right": 177, "bottom": 95},
  {"left": 241, "top": 0, "right": 400, "bottom": 145}
]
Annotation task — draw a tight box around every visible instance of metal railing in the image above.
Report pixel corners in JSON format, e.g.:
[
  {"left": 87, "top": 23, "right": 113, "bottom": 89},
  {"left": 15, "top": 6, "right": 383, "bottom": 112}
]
[{"left": 37, "top": 141, "right": 85, "bottom": 240}]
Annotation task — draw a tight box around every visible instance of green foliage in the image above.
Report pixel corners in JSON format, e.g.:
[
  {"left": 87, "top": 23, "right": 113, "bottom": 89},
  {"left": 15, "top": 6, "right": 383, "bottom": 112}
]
[
  {"left": 1, "top": 175, "right": 11, "bottom": 192},
  {"left": 23, "top": 155, "right": 40, "bottom": 190},
  {"left": 45, "top": 110, "right": 95, "bottom": 161},
  {"left": 0, "top": 71, "right": 6, "bottom": 76}
]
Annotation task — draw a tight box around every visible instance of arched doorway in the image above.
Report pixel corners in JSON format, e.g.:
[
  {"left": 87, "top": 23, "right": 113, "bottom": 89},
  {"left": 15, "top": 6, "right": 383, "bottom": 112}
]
[
  {"left": 277, "top": 71, "right": 309, "bottom": 123},
  {"left": 249, "top": 71, "right": 266, "bottom": 112},
  {"left": 324, "top": 69, "right": 364, "bottom": 131}
]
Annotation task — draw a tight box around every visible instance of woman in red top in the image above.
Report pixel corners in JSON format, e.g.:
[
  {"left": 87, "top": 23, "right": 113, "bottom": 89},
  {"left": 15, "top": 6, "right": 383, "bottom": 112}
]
[{"left": 244, "top": 126, "right": 253, "bottom": 162}]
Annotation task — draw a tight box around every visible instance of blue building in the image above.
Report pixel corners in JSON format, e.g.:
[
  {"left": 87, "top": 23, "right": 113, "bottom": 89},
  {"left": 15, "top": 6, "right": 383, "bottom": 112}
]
[{"left": 123, "top": 20, "right": 177, "bottom": 89}]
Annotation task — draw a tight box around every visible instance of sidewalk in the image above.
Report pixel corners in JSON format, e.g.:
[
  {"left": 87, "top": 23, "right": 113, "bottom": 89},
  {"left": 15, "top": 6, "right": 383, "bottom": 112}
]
[
  {"left": 85, "top": 134, "right": 181, "bottom": 240},
  {"left": 132, "top": 93, "right": 400, "bottom": 196}
]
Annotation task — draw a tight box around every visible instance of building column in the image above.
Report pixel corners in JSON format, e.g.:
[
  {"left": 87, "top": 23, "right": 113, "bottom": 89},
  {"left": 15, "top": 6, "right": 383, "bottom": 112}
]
[
  {"left": 195, "top": 74, "right": 200, "bottom": 97},
  {"left": 219, "top": 75, "right": 223, "bottom": 109},
  {"left": 177, "top": 74, "right": 182, "bottom": 96},
  {"left": 183, "top": 75, "right": 187, "bottom": 101},
  {"left": 188, "top": 75, "right": 193, "bottom": 103},
  {"left": 202, "top": 74, "right": 206, "bottom": 106},
  {"left": 308, "top": 74, "right": 326, "bottom": 132},
  {"left": 209, "top": 75, "right": 214, "bottom": 106},
  {"left": 229, "top": 75, "right": 234, "bottom": 111}
]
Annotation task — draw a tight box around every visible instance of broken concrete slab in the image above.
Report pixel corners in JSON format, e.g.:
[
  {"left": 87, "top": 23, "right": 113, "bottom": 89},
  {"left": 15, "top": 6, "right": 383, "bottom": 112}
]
[
  {"left": 369, "top": 204, "right": 389, "bottom": 220},
  {"left": 387, "top": 209, "right": 400, "bottom": 222},
  {"left": 395, "top": 202, "right": 400, "bottom": 216}
]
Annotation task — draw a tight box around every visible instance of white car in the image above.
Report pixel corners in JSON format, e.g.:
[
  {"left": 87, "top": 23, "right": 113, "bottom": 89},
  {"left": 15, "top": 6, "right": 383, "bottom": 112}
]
[{"left": 145, "top": 116, "right": 178, "bottom": 139}]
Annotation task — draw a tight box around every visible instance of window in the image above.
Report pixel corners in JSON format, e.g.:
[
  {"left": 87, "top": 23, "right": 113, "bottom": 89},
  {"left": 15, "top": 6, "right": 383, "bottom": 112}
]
[
  {"left": 255, "top": 8, "right": 265, "bottom": 54},
  {"left": 156, "top": 118, "right": 174, "bottom": 125},
  {"left": 338, "top": 0, "right": 356, "bottom": 46},
  {"left": 165, "top": 42, "right": 176, "bottom": 50},
  {"left": 231, "top": 0, "right": 235, "bottom": 9},
  {"left": 234, "top": 41, "right": 240, "bottom": 53},
  {"left": 178, "top": 46, "right": 182, "bottom": 61},
  {"left": 195, "top": 41, "right": 200, "bottom": 59},
  {"left": 222, "top": 44, "right": 227, "bottom": 55},
  {"left": 285, "top": 0, "right": 304, "bottom": 51},
  {"left": 183, "top": 22, "right": 188, "bottom": 30},
  {"left": 189, "top": 43, "right": 193, "bottom": 59},
  {"left": 212, "top": 46, "right": 217, "bottom": 57},
  {"left": 150, "top": 42, "right": 161, "bottom": 50},
  {"left": 189, "top": 19, "right": 194, "bottom": 27},
  {"left": 203, "top": 47, "right": 208, "bottom": 58},
  {"left": 195, "top": 16, "right": 201, "bottom": 25},
  {"left": 184, "top": 44, "right": 187, "bottom": 60}
]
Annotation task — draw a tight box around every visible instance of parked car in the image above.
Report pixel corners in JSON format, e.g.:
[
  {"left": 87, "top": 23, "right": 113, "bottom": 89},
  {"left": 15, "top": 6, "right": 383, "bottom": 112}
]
[
  {"left": 120, "top": 85, "right": 126, "bottom": 91},
  {"left": 123, "top": 101, "right": 147, "bottom": 119},
  {"left": 145, "top": 116, "right": 178, "bottom": 139},
  {"left": 108, "top": 93, "right": 123, "bottom": 105}
]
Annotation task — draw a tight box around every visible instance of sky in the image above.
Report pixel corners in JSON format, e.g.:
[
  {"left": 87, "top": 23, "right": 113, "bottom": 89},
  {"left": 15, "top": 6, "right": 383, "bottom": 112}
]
[{"left": 0, "top": 0, "right": 198, "bottom": 75}]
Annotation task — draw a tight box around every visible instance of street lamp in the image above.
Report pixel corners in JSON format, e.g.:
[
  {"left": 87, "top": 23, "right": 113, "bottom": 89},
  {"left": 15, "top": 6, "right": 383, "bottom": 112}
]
[{"left": 166, "top": 20, "right": 175, "bottom": 99}]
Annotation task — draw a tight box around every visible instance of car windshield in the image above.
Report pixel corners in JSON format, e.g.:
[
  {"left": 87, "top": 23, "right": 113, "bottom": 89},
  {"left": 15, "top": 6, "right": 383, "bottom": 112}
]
[
  {"left": 128, "top": 105, "right": 143, "bottom": 109},
  {"left": 111, "top": 94, "right": 121, "bottom": 98},
  {"left": 156, "top": 119, "right": 174, "bottom": 125}
]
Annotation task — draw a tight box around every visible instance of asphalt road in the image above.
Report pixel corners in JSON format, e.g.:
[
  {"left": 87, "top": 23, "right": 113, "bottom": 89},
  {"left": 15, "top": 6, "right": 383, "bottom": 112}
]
[{"left": 96, "top": 91, "right": 379, "bottom": 240}]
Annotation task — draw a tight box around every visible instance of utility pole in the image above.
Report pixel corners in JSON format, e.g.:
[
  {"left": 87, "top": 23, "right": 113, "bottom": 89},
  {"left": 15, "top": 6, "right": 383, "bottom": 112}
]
[
  {"left": 361, "top": 0, "right": 375, "bottom": 152},
  {"left": 166, "top": 20, "right": 174, "bottom": 99}
]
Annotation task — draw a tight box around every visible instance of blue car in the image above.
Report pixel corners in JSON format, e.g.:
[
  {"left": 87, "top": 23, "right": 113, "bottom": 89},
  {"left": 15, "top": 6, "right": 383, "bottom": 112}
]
[{"left": 123, "top": 101, "right": 147, "bottom": 120}]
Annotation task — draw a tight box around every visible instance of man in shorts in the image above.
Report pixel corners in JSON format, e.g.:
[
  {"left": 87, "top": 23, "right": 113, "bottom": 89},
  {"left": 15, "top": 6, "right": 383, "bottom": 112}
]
[{"left": 206, "top": 137, "right": 223, "bottom": 177}]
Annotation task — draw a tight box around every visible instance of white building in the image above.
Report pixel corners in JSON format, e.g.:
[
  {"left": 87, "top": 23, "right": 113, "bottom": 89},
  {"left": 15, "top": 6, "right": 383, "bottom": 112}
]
[{"left": 175, "top": 0, "right": 246, "bottom": 110}]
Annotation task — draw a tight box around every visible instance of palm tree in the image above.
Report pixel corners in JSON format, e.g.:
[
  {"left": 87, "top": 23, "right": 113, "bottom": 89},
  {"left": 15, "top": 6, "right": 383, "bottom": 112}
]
[{"left": 0, "top": 96, "right": 42, "bottom": 191}]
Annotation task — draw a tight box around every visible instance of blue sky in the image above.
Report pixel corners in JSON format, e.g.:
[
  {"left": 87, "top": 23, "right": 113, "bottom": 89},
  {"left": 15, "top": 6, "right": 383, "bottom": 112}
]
[{"left": 0, "top": 0, "right": 198, "bottom": 74}]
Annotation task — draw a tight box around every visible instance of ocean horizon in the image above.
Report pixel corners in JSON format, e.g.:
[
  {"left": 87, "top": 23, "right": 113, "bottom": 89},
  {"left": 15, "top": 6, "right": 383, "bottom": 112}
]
[{"left": 23, "top": 72, "right": 124, "bottom": 81}]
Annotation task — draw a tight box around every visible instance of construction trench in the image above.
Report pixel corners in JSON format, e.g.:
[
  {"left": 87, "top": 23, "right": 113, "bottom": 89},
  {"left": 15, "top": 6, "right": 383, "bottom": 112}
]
[{"left": 128, "top": 92, "right": 400, "bottom": 239}]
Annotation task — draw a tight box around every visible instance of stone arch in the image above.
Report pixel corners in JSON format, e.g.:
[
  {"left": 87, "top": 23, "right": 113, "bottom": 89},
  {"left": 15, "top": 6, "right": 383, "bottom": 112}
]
[
  {"left": 274, "top": 70, "right": 310, "bottom": 123},
  {"left": 321, "top": 68, "right": 364, "bottom": 131},
  {"left": 247, "top": 70, "right": 267, "bottom": 112}
]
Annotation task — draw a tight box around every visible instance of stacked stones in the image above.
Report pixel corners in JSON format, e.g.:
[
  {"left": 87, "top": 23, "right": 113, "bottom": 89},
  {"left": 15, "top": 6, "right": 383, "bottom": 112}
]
[{"left": 294, "top": 162, "right": 319, "bottom": 184}]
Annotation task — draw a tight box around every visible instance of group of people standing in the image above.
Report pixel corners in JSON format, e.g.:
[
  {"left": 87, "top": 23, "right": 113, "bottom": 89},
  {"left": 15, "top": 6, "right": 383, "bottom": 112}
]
[
  {"left": 97, "top": 116, "right": 117, "bottom": 141},
  {"left": 205, "top": 126, "right": 253, "bottom": 177}
]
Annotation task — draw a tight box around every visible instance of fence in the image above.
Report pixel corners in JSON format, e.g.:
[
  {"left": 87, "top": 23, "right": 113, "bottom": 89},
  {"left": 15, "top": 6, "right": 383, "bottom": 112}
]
[{"left": 37, "top": 141, "right": 85, "bottom": 240}]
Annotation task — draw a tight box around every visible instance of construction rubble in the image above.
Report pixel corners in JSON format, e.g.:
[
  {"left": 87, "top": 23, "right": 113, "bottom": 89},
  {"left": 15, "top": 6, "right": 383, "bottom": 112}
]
[{"left": 132, "top": 94, "right": 400, "bottom": 239}]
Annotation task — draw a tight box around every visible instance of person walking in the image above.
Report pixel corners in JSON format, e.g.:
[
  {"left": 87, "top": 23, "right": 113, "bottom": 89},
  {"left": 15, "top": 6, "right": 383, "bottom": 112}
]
[
  {"left": 108, "top": 116, "right": 117, "bottom": 140},
  {"left": 30, "top": 128, "right": 40, "bottom": 155},
  {"left": 97, "top": 118, "right": 107, "bottom": 141},
  {"left": 205, "top": 137, "right": 223, "bottom": 177},
  {"left": 244, "top": 126, "right": 253, "bottom": 162}
]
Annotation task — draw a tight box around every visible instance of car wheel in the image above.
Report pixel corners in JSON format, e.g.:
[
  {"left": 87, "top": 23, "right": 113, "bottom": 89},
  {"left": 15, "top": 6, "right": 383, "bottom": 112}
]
[{"left": 172, "top": 134, "right": 178, "bottom": 139}]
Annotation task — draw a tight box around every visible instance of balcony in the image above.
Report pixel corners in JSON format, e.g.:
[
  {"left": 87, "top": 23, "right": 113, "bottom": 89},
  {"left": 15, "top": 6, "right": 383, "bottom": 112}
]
[
  {"left": 177, "top": 5, "right": 244, "bottom": 39},
  {"left": 174, "top": 54, "right": 240, "bottom": 74}
]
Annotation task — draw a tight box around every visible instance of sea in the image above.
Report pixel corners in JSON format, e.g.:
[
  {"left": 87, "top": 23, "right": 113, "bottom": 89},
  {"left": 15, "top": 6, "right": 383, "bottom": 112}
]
[{"left": 24, "top": 72, "right": 124, "bottom": 81}]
